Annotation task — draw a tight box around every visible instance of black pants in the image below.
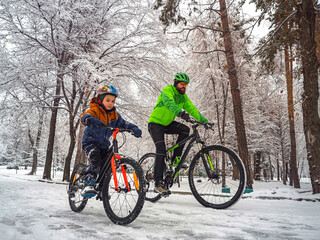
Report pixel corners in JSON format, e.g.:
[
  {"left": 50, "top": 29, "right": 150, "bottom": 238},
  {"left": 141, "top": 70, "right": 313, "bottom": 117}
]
[
  {"left": 84, "top": 146, "right": 110, "bottom": 178},
  {"left": 148, "top": 121, "right": 190, "bottom": 183}
]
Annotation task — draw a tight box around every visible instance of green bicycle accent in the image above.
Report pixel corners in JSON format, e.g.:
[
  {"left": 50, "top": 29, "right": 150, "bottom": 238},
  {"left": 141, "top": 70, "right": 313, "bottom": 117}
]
[
  {"left": 200, "top": 152, "right": 214, "bottom": 169},
  {"left": 172, "top": 156, "right": 181, "bottom": 167},
  {"left": 168, "top": 144, "right": 179, "bottom": 152},
  {"left": 206, "top": 154, "right": 214, "bottom": 169}
]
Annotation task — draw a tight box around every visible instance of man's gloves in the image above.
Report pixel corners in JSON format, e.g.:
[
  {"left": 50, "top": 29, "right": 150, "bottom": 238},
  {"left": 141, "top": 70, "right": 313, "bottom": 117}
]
[
  {"left": 132, "top": 127, "right": 142, "bottom": 138},
  {"left": 83, "top": 116, "right": 103, "bottom": 127},
  {"left": 178, "top": 111, "right": 190, "bottom": 121}
]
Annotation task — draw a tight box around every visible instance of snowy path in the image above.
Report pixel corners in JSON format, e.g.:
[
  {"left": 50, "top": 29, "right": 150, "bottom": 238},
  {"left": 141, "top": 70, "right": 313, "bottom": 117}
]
[{"left": 0, "top": 169, "right": 320, "bottom": 240}]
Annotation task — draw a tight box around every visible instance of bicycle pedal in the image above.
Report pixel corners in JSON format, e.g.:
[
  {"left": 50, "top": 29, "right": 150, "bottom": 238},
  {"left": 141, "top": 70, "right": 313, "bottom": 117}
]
[
  {"left": 96, "top": 192, "right": 103, "bottom": 201},
  {"left": 68, "top": 191, "right": 75, "bottom": 198},
  {"left": 161, "top": 190, "right": 171, "bottom": 197}
]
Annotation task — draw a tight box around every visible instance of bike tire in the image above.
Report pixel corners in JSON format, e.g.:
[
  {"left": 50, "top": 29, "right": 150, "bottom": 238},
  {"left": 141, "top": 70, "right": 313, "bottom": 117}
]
[
  {"left": 139, "top": 153, "right": 162, "bottom": 203},
  {"left": 188, "top": 145, "right": 246, "bottom": 209},
  {"left": 102, "top": 157, "right": 146, "bottom": 225},
  {"left": 68, "top": 163, "right": 88, "bottom": 212}
]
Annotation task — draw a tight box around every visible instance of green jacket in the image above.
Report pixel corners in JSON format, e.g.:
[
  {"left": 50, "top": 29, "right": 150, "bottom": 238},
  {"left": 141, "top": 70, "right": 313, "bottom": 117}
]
[{"left": 148, "top": 85, "right": 208, "bottom": 126}]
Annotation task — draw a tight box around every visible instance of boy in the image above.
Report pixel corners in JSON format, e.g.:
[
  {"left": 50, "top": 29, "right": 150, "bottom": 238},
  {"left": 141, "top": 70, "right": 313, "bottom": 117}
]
[{"left": 80, "top": 84, "right": 142, "bottom": 197}]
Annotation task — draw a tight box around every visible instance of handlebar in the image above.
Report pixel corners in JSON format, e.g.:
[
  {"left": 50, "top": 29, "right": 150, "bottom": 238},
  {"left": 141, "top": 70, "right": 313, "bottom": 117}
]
[
  {"left": 100, "top": 123, "right": 143, "bottom": 139},
  {"left": 100, "top": 123, "right": 134, "bottom": 134},
  {"left": 185, "top": 118, "right": 214, "bottom": 130}
]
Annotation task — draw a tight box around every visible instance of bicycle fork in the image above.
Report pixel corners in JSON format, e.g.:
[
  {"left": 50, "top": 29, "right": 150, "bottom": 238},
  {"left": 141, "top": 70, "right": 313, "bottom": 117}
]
[
  {"left": 197, "top": 143, "right": 218, "bottom": 179},
  {"left": 111, "top": 155, "right": 140, "bottom": 192}
]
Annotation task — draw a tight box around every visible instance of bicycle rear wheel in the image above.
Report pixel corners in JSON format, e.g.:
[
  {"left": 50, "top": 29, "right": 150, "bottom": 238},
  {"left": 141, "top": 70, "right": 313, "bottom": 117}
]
[
  {"left": 102, "top": 157, "right": 146, "bottom": 225},
  {"left": 139, "top": 153, "right": 162, "bottom": 203},
  {"left": 189, "top": 145, "right": 246, "bottom": 209},
  {"left": 68, "top": 163, "right": 88, "bottom": 212}
]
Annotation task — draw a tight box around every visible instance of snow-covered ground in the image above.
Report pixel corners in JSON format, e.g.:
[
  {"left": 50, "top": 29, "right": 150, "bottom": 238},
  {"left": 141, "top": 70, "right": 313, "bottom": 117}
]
[{"left": 0, "top": 166, "right": 319, "bottom": 240}]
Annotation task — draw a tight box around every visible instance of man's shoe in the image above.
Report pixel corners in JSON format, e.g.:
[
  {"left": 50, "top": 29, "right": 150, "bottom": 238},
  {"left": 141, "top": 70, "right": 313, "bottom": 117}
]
[{"left": 154, "top": 180, "right": 168, "bottom": 193}]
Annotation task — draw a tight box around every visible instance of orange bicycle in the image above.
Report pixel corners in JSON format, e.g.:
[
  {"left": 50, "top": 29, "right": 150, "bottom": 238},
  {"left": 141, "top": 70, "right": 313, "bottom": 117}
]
[{"left": 67, "top": 124, "right": 146, "bottom": 225}]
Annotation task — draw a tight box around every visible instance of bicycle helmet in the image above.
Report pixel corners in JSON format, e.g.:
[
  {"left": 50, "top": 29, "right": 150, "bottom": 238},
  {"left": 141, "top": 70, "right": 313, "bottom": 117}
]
[
  {"left": 174, "top": 73, "right": 190, "bottom": 83},
  {"left": 96, "top": 84, "right": 118, "bottom": 97}
]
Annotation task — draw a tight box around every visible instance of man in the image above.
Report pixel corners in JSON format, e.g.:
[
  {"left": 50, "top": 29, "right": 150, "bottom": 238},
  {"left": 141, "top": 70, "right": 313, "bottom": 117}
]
[{"left": 148, "top": 73, "right": 208, "bottom": 193}]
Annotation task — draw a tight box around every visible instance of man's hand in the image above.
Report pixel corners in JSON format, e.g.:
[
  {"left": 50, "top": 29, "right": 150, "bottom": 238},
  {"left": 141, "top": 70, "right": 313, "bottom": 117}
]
[{"left": 178, "top": 111, "right": 190, "bottom": 121}]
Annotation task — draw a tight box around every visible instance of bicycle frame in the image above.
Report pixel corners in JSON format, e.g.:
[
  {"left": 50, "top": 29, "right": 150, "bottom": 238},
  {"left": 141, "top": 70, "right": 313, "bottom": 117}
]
[
  {"left": 166, "top": 124, "right": 215, "bottom": 181},
  {"left": 94, "top": 128, "right": 136, "bottom": 195}
]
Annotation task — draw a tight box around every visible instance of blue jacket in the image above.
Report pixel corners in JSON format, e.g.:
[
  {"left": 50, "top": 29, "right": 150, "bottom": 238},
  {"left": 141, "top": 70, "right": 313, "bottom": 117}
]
[{"left": 80, "top": 97, "right": 139, "bottom": 152}]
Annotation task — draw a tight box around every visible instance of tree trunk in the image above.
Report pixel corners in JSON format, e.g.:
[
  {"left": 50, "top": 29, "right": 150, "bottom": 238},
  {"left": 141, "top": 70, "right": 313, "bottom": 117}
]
[
  {"left": 277, "top": 157, "right": 280, "bottom": 181},
  {"left": 254, "top": 151, "right": 261, "bottom": 181},
  {"left": 278, "top": 116, "right": 287, "bottom": 185},
  {"left": 285, "top": 162, "right": 289, "bottom": 184},
  {"left": 62, "top": 129, "right": 76, "bottom": 181},
  {"left": 74, "top": 124, "right": 87, "bottom": 166},
  {"left": 219, "top": 0, "right": 253, "bottom": 188},
  {"left": 43, "top": 68, "right": 63, "bottom": 180},
  {"left": 269, "top": 155, "right": 273, "bottom": 181},
  {"left": 29, "top": 106, "right": 45, "bottom": 175},
  {"left": 297, "top": 1, "right": 320, "bottom": 194},
  {"left": 284, "top": 45, "right": 300, "bottom": 188},
  {"left": 210, "top": 54, "right": 228, "bottom": 146},
  {"left": 62, "top": 68, "right": 85, "bottom": 181}
]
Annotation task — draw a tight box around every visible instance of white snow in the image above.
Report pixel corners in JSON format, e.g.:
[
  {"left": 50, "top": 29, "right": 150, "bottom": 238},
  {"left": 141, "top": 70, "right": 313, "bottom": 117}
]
[{"left": 1, "top": 166, "right": 320, "bottom": 240}]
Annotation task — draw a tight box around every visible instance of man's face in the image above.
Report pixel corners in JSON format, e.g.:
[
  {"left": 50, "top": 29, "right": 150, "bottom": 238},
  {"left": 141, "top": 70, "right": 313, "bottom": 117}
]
[{"left": 176, "top": 81, "right": 188, "bottom": 95}]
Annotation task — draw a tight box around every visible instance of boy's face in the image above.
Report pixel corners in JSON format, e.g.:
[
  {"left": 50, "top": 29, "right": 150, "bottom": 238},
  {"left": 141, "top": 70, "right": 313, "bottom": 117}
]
[{"left": 102, "top": 94, "right": 116, "bottom": 110}]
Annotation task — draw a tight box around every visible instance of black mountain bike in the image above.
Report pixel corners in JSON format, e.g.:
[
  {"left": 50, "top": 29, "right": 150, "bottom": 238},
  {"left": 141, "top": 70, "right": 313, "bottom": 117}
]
[
  {"left": 68, "top": 125, "right": 146, "bottom": 225},
  {"left": 139, "top": 119, "right": 246, "bottom": 209}
]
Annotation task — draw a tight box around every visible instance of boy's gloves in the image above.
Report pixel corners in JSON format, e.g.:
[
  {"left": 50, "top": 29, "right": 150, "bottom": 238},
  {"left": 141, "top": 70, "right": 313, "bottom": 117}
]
[
  {"left": 178, "top": 111, "right": 190, "bottom": 121},
  {"left": 132, "top": 127, "right": 142, "bottom": 138},
  {"left": 83, "top": 115, "right": 103, "bottom": 127}
]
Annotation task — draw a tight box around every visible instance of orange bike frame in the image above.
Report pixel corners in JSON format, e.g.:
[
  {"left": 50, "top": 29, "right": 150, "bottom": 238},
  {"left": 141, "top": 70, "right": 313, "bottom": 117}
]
[{"left": 111, "top": 128, "right": 130, "bottom": 192}]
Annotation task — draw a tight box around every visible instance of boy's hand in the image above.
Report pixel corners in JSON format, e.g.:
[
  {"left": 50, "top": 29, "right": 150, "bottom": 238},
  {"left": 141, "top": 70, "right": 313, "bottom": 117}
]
[
  {"left": 83, "top": 116, "right": 103, "bottom": 127},
  {"left": 132, "top": 127, "right": 142, "bottom": 138}
]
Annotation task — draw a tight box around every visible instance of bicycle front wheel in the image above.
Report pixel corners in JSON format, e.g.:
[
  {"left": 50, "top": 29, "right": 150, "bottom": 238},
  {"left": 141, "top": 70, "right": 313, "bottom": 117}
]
[
  {"left": 68, "top": 163, "right": 88, "bottom": 212},
  {"left": 189, "top": 145, "right": 246, "bottom": 209},
  {"left": 102, "top": 157, "right": 146, "bottom": 225}
]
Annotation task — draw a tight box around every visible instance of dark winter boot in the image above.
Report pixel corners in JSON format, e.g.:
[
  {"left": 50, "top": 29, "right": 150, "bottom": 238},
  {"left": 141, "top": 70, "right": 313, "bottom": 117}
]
[{"left": 154, "top": 180, "right": 168, "bottom": 193}]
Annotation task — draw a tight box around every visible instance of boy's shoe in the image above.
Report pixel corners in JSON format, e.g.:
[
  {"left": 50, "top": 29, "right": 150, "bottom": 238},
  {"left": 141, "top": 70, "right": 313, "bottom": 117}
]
[
  {"left": 154, "top": 180, "right": 168, "bottom": 193},
  {"left": 81, "top": 173, "right": 97, "bottom": 198},
  {"left": 81, "top": 185, "right": 97, "bottom": 198}
]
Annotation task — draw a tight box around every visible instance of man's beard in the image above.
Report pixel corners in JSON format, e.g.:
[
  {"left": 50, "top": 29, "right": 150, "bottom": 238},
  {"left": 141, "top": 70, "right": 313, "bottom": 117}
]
[{"left": 176, "top": 86, "right": 186, "bottom": 94}]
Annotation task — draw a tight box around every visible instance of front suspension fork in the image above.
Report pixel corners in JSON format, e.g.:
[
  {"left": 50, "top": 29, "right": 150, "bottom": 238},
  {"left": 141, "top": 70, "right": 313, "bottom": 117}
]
[{"left": 197, "top": 143, "right": 217, "bottom": 179}]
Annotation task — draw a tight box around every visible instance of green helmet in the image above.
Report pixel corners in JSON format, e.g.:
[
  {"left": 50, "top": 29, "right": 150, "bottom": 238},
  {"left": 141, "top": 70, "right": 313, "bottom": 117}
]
[{"left": 174, "top": 73, "right": 190, "bottom": 83}]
